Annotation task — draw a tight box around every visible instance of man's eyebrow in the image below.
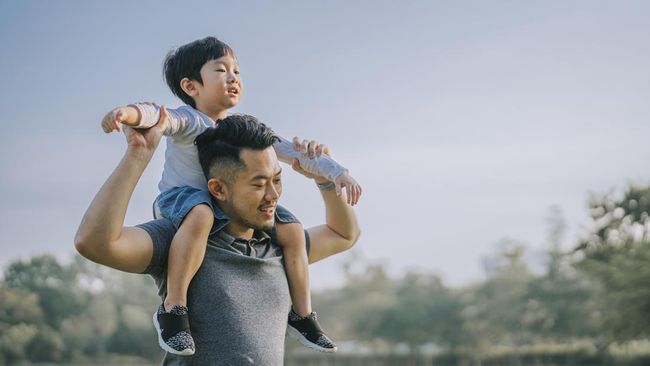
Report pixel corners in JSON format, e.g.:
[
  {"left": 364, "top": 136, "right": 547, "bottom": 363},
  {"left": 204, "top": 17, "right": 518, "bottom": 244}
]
[{"left": 250, "top": 168, "right": 282, "bottom": 181}]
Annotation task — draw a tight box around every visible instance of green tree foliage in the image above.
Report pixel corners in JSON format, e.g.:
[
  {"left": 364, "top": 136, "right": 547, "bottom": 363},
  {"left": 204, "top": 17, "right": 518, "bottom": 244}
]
[
  {"left": 359, "top": 272, "right": 466, "bottom": 348},
  {"left": 312, "top": 262, "right": 395, "bottom": 340},
  {"left": 4, "top": 255, "right": 87, "bottom": 328},
  {"left": 463, "top": 240, "right": 535, "bottom": 346},
  {"left": 0, "top": 254, "right": 162, "bottom": 364},
  {"left": 525, "top": 207, "right": 598, "bottom": 340},
  {"left": 578, "top": 186, "right": 650, "bottom": 341}
]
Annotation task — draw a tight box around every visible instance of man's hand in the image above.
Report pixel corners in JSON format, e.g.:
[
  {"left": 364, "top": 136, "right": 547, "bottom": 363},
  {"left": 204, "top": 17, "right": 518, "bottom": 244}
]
[{"left": 123, "top": 105, "right": 169, "bottom": 155}]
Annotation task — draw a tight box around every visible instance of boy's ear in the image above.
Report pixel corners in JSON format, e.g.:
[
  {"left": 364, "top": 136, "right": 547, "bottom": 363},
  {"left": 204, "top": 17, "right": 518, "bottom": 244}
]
[
  {"left": 180, "top": 77, "right": 199, "bottom": 98},
  {"left": 207, "top": 177, "right": 228, "bottom": 201}
]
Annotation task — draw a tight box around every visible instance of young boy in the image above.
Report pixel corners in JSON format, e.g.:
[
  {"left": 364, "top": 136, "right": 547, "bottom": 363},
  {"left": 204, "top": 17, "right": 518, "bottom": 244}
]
[{"left": 100, "top": 37, "right": 361, "bottom": 356}]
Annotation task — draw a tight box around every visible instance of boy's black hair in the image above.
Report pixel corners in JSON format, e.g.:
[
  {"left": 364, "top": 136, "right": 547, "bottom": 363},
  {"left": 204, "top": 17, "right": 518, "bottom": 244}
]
[
  {"left": 195, "top": 114, "right": 279, "bottom": 184},
  {"left": 163, "top": 36, "right": 234, "bottom": 108}
]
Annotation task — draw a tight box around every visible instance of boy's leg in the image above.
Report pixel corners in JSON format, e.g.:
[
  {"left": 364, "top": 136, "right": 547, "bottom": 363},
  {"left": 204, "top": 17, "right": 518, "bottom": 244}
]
[
  {"left": 165, "top": 204, "right": 214, "bottom": 310},
  {"left": 277, "top": 222, "right": 337, "bottom": 353},
  {"left": 276, "top": 222, "right": 311, "bottom": 316},
  {"left": 154, "top": 204, "right": 213, "bottom": 356}
]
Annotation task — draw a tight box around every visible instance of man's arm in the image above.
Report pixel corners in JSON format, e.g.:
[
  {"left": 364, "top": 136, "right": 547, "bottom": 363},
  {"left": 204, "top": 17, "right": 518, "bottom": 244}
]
[
  {"left": 75, "top": 107, "right": 170, "bottom": 273},
  {"left": 289, "top": 157, "right": 361, "bottom": 264}
]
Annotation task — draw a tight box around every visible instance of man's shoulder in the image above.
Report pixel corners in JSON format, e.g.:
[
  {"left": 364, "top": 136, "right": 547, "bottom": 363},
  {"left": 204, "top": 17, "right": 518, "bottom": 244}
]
[{"left": 136, "top": 218, "right": 175, "bottom": 277}]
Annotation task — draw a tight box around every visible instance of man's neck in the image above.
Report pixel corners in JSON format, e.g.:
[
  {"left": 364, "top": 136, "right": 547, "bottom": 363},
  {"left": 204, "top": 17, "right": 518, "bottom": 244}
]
[{"left": 224, "top": 223, "right": 254, "bottom": 240}]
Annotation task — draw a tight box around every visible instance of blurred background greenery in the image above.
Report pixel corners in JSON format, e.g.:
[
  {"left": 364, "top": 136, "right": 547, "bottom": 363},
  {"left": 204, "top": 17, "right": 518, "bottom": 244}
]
[{"left": 3, "top": 183, "right": 650, "bottom": 365}]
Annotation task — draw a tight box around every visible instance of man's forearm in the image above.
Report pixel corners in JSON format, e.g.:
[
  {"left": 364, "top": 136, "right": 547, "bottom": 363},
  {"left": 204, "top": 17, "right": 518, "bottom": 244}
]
[
  {"left": 75, "top": 148, "right": 152, "bottom": 249},
  {"left": 319, "top": 184, "right": 360, "bottom": 242}
]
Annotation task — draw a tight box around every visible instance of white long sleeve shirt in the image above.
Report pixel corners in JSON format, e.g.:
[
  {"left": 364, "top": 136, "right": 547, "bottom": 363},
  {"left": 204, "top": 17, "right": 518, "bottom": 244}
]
[{"left": 133, "top": 104, "right": 347, "bottom": 193}]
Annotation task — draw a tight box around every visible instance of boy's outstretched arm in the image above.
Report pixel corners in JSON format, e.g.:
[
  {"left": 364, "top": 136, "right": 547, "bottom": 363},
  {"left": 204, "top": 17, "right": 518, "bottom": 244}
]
[
  {"left": 290, "top": 157, "right": 361, "bottom": 264},
  {"left": 101, "top": 103, "right": 195, "bottom": 137},
  {"left": 75, "top": 107, "right": 170, "bottom": 272}
]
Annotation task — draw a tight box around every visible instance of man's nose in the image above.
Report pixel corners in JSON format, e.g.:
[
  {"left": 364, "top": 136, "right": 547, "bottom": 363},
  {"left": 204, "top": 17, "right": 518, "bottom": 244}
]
[{"left": 265, "top": 183, "right": 280, "bottom": 201}]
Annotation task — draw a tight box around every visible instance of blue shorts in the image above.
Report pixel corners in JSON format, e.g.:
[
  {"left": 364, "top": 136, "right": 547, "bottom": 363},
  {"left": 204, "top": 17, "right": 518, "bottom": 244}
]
[{"left": 154, "top": 186, "right": 300, "bottom": 230}]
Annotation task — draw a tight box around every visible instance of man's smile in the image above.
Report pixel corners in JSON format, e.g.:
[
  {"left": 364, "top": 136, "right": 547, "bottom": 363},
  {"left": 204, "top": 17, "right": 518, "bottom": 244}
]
[{"left": 258, "top": 204, "right": 275, "bottom": 218}]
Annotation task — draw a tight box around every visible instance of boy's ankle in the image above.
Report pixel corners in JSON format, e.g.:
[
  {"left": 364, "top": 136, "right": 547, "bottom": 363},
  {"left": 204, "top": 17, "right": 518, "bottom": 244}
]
[
  {"left": 290, "top": 307, "right": 312, "bottom": 319},
  {"left": 164, "top": 300, "right": 188, "bottom": 313},
  {"left": 289, "top": 307, "right": 314, "bottom": 320}
]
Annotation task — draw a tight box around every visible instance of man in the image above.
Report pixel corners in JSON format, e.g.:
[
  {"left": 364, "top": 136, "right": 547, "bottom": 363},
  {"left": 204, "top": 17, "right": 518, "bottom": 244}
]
[{"left": 74, "top": 108, "right": 361, "bottom": 365}]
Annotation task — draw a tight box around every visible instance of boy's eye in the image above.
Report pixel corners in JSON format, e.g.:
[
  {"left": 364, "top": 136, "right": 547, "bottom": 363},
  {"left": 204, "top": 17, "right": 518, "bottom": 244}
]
[
  {"left": 252, "top": 184, "right": 264, "bottom": 188},
  {"left": 216, "top": 69, "right": 226, "bottom": 72},
  {"left": 234, "top": 70, "right": 240, "bottom": 75}
]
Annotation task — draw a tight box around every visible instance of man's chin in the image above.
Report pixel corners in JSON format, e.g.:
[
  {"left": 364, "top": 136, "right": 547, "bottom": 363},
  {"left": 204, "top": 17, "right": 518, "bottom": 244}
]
[
  {"left": 251, "top": 217, "right": 275, "bottom": 232},
  {"left": 260, "top": 218, "right": 275, "bottom": 231}
]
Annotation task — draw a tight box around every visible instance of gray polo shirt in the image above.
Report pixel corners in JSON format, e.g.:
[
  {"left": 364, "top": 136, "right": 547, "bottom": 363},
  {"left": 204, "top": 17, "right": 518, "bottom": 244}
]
[{"left": 138, "top": 216, "right": 306, "bottom": 365}]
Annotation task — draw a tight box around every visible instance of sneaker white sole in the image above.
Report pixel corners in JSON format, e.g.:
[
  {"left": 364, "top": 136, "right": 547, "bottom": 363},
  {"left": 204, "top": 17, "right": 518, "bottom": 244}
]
[
  {"left": 287, "top": 326, "right": 338, "bottom": 353},
  {"left": 152, "top": 311, "right": 195, "bottom": 356}
]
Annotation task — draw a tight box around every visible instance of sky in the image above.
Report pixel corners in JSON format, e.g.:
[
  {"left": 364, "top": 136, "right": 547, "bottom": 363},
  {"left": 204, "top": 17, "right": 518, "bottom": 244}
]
[{"left": 1, "top": 0, "right": 650, "bottom": 289}]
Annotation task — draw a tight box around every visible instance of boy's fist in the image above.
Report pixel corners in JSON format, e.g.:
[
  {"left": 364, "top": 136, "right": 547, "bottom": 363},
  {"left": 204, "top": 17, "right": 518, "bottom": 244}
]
[
  {"left": 101, "top": 105, "right": 143, "bottom": 133},
  {"left": 101, "top": 107, "right": 129, "bottom": 133}
]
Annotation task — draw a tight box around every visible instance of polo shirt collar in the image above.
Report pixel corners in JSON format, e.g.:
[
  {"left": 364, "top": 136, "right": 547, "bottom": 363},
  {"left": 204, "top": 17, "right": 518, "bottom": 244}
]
[{"left": 212, "top": 204, "right": 271, "bottom": 244}]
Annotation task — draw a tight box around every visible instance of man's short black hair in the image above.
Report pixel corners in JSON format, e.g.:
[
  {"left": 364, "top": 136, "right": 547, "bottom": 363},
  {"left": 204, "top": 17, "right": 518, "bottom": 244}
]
[
  {"left": 163, "top": 36, "right": 234, "bottom": 108},
  {"left": 195, "top": 114, "right": 279, "bottom": 184}
]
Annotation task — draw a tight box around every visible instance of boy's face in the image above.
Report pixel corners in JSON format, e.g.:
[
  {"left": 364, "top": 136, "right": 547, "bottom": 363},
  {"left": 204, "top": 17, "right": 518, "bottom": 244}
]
[{"left": 194, "top": 54, "right": 242, "bottom": 116}]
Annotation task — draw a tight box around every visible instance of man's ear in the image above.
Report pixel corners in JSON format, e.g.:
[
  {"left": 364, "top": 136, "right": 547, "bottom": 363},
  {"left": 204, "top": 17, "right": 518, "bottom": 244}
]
[
  {"left": 180, "top": 77, "right": 199, "bottom": 98},
  {"left": 207, "top": 177, "right": 229, "bottom": 201}
]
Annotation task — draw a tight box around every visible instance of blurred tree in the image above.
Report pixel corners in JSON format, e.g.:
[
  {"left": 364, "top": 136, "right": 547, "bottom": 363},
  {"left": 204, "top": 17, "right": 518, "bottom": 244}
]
[
  {"left": 107, "top": 310, "right": 161, "bottom": 359},
  {"left": 312, "top": 261, "right": 395, "bottom": 341},
  {"left": 0, "top": 323, "right": 37, "bottom": 364},
  {"left": 465, "top": 239, "right": 533, "bottom": 345},
  {"left": 25, "top": 326, "right": 65, "bottom": 363},
  {"left": 0, "top": 284, "right": 43, "bottom": 325},
  {"left": 577, "top": 185, "right": 650, "bottom": 341},
  {"left": 525, "top": 207, "right": 598, "bottom": 339},
  {"left": 358, "top": 271, "right": 466, "bottom": 348},
  {"left": 3, "top": 254, "right": 87, "bottom": 328}
]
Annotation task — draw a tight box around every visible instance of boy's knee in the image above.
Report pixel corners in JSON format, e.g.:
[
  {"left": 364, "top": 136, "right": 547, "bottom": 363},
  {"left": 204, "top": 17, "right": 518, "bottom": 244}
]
[
  {"left": 275, "top": 222, "right": 305, "bottom": 248},
  {"left": 183, "top": 204, "right": 214, "bottom": 230}
]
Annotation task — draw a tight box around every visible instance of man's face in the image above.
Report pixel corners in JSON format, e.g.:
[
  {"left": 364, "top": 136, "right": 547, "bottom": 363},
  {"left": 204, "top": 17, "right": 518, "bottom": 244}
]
[
  {"left": 195, "top": 54, "right": 243, "bottom": 115},
  {"left": 221, "top": 147, "right": 282, "bottom": 233}
]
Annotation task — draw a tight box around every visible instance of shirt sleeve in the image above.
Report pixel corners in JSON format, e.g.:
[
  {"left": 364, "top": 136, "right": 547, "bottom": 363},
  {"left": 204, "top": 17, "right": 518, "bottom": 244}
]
[
  {"left": 273, "top": 135, "right": 347, "bottom": 183},
  {"left": 136, "top": 219, "right": 176, "bottom": 277},
  {"left": 131, "top": 103, "right": 197, "bottom": 138}
]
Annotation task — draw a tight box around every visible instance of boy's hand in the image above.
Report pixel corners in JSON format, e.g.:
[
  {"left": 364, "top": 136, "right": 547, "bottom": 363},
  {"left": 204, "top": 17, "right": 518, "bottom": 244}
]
[
  {"left": 292, "top": 137, "right": 327, "bottom": 159},
  {"left": 101, "top": 107, "right": 129, "bottom": 133},
  {"left": 291, "top": 147, "right": 362, "bottom": 206},
  {"left": 101, "top": 105, "right": 142, "bottom": 133}
]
